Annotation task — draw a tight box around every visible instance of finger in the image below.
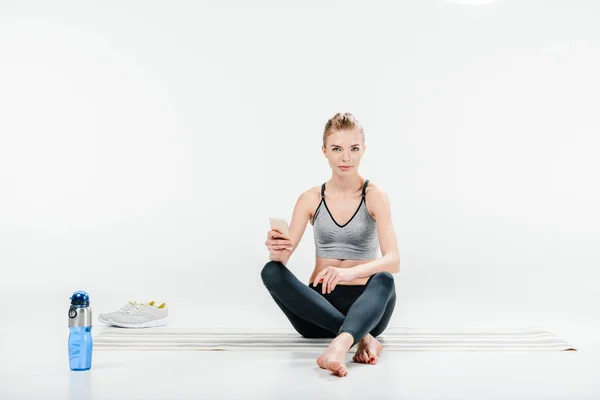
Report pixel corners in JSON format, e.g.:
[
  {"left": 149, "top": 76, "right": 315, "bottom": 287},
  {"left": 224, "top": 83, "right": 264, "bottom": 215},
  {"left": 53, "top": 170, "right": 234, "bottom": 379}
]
[
  {"left": 274, "top": 230, "right": 287, "bottom": 239},
  {"left": 268, "top": 230, "right": 283, "bottom": 240},
  {"left": 312, "top": 275, "right": 319, "bottom": 286},
  {"left": 322, "top": 273, "right": 332, "bottom": 294},
  {"left": 328, "top": 275, "right": 335, "bottom": 293},
  {"left": 269, "top": 240, "right": 291, "bottom": 247},
  {"left": 269, "top": 240, "right": 292, "bottom": 247},
  {"left": 323, "top": 272, "right": 333, "bottom": 294},
  {"left": 330, "top": 276, "right": 340, "bottom": 293},
  {"left": 317, "top": 267, "right": 330, "bottom": 283},
  {"left": 313, "top": 270, "right": 325, "bottom": 286},
  {"left": 270, "top": 246, "right": 289, "bottom": 252},
  {"left": 329, "top": 275, "right": 339, "bottom": 293},
  {"left": 320, "top": 267, "right": 331, "bottom": 289},
  {"left": 319, "top": 273, "right": 326, "bottom": 293}
]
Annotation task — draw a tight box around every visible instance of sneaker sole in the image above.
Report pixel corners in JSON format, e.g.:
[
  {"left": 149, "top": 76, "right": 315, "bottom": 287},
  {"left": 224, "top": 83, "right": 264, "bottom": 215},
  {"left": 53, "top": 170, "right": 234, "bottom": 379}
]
[{"left": 108, "top": 317, "right": 169, "bottom": 328}]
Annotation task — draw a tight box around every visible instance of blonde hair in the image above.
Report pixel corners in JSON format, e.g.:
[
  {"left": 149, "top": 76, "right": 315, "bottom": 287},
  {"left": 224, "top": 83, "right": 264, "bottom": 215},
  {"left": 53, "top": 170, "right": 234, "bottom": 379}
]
[{"left": 322, "top": 112, "right": 365, "bottom": 147}]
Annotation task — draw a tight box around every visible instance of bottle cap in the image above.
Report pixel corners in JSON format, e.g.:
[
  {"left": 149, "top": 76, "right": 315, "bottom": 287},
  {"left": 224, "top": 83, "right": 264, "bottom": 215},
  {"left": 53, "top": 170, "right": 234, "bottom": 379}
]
[{"left": 70, "top": 291, "right": 90, "bottom": 307}]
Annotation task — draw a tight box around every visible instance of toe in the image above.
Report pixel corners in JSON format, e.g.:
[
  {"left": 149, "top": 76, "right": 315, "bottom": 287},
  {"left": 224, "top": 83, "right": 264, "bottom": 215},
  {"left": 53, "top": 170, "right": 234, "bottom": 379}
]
[
  {"left": 367, "top": 350, "right": 377, "bottom": 364},
  {"left": 368, "top": 353, "right": 376, "bottom": 364}
]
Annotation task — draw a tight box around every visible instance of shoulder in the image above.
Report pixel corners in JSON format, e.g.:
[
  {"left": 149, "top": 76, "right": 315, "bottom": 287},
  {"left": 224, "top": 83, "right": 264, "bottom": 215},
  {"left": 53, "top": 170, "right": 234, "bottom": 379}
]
[
  {"left": 364, "top": 181, "right": 391, "bottom": 217},
  {"left": 296, "top": 185, "right": 323, "bottom": 223},
  {"left": 365, "top": 181, "right": 386, "bottom": 199},
  {"left": 298, "top": 185, "right": 322, "bottom": 203}
]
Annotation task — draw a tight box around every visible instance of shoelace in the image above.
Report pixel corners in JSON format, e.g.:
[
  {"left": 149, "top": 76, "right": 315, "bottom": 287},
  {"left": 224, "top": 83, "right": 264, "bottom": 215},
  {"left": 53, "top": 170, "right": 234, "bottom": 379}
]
[
  {"left": 123, "top": 303, "right": 146, "bottom": 314},
  {"left": 117, "top": 301, "right": 138, "bottom": 313}
]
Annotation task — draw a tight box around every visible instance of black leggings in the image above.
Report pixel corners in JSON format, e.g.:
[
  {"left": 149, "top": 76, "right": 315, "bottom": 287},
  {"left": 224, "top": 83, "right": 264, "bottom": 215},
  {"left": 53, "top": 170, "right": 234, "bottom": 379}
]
[{"left": 260, "top": 261, "right": 396, "bottom": 348}]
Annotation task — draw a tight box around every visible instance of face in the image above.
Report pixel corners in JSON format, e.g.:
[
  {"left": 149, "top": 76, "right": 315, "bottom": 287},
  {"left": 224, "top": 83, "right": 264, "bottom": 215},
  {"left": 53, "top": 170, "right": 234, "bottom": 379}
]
[{"left": 321, "top": 129, "right": 366, "bottom": 175}]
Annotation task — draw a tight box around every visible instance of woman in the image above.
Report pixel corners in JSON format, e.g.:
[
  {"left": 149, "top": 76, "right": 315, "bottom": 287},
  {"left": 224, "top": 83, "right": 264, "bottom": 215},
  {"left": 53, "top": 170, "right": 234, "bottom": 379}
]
[{"left": 261, "top": 112, "right": 400, "bottom": 377}]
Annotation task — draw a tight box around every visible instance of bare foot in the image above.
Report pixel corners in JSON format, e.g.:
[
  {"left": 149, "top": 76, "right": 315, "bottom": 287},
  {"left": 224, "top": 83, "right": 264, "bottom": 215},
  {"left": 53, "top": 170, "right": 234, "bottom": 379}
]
[
  {"left": 352, "top": 334, "right": 383, "bottom": 365},
  {"left": 316, "top": 334, "right": 353, "bottom": 377}
]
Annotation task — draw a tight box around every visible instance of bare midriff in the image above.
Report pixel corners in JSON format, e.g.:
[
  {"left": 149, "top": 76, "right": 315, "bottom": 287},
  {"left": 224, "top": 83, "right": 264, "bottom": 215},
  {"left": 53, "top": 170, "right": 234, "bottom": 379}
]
[{"left": 309, "top": 257, "right": 372, "bottom": 286}]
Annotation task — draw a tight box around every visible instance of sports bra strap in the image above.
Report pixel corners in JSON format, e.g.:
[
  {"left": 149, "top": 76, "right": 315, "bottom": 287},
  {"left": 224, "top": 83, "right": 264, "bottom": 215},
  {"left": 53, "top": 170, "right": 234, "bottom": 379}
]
[{"left": 322, "top": 180, "right": 369, "bottom": 198}]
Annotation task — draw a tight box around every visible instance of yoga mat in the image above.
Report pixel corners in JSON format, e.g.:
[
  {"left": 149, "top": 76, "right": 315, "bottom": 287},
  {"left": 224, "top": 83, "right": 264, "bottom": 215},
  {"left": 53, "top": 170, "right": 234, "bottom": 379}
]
[{"left": 93, "top": 327, "right": 577, "bottom": 351}]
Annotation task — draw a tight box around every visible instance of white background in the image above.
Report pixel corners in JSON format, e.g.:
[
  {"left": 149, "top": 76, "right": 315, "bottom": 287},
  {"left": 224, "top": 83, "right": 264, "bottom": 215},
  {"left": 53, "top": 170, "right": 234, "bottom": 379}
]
[{"left": 0, "top": 0, "right": 598, "bottom": 338}]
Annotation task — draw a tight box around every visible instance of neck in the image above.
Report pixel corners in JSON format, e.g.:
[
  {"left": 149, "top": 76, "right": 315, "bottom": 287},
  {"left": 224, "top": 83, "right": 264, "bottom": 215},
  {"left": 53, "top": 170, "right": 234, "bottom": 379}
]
[{"left": 327, "top": 174, "right": 364, "bottom": 196}]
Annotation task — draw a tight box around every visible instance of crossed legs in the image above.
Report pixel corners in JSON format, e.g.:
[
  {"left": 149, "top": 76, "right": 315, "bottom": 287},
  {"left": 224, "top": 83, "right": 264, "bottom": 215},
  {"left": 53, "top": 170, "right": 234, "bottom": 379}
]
[{"left": 260, "top": 261, "right": 397, "bottom": 376}]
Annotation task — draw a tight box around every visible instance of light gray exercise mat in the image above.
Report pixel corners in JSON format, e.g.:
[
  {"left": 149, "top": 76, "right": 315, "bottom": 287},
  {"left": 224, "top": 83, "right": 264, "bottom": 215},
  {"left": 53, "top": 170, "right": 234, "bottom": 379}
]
[{"left": 93, "top": 327, "right": 577, "bottom": 351}]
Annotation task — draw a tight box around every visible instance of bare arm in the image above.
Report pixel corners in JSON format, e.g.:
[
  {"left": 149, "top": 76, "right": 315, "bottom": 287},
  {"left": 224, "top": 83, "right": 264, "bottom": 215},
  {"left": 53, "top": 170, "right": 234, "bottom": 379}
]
[{"left": 276, "top": 191, "right": 312, "bottom": 266}]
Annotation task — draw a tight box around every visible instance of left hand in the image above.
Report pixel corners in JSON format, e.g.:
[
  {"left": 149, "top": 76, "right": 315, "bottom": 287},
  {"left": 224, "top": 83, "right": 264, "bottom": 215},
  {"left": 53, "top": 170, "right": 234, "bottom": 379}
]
[{"left": 312, "top": 267, "right": 358, "bottom": 294}]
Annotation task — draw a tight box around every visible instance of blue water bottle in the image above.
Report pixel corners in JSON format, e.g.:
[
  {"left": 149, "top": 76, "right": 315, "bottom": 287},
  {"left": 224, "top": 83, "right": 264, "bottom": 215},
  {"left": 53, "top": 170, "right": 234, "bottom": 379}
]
[{"left": 68, "top": 291, "right": 93, "bottom": 371}]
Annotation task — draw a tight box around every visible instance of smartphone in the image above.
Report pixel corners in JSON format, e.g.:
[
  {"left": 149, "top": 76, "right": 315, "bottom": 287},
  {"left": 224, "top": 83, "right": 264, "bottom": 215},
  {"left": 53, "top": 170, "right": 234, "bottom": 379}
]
[{"left": 269, "top": 217, "right": 291, "bottom": 239}]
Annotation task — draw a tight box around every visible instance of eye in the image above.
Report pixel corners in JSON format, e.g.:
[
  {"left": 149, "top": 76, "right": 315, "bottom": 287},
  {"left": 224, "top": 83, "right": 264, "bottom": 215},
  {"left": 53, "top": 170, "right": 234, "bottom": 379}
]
[{"left": 352, "top": 147, "right": 359, "bottom": 151}]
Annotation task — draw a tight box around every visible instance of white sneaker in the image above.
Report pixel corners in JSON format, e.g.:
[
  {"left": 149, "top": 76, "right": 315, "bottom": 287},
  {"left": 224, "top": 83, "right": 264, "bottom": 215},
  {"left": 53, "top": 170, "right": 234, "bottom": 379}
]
[
  {"left": 98, "top": 301, "right": 155, "bottom": 324},
  {"left": 108, "top": 302, "right": 169, "bottom": 328}
]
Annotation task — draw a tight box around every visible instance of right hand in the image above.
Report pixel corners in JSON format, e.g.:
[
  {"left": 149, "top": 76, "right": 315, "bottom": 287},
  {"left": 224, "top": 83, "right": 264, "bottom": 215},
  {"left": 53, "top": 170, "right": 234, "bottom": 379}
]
[{"left": 265, "top": 230, "right": 294, "bottom": 261}]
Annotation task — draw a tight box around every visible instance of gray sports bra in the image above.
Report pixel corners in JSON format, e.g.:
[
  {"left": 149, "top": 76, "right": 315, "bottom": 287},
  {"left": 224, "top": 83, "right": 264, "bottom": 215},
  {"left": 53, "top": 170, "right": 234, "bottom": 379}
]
[{"left": 312, "top": 179, "right": 379, "bottom": 260}]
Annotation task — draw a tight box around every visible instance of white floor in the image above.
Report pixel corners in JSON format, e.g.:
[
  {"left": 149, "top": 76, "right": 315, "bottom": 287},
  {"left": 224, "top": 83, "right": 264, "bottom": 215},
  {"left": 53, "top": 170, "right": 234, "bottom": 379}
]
[
  {"left": 1, "top": 322, "right": 599, "bottom": 400},
  {"left": 1, "top": 285, "right": 599, "bottom": 399},
  {"left": 1, "top": 349, "right": 597, "bottom": 400}
]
